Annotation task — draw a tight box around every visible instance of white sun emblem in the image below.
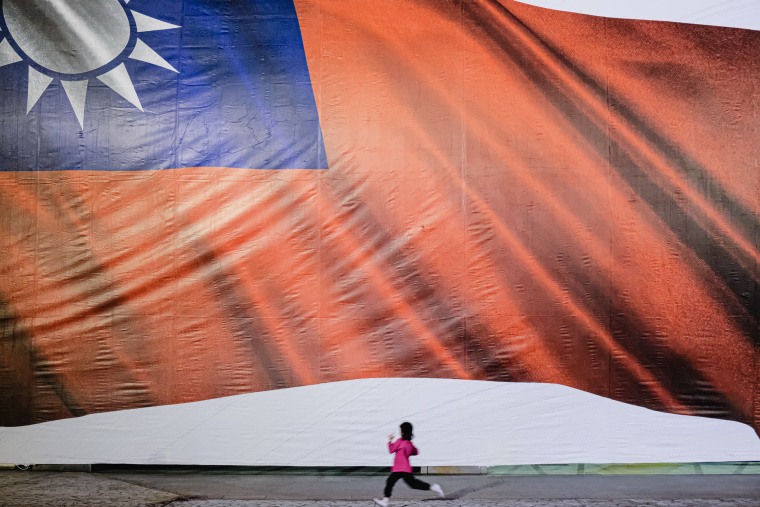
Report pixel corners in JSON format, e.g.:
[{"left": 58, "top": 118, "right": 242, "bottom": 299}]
[{"left": 0, "top": 0, "right": 179, "bottom": 128}]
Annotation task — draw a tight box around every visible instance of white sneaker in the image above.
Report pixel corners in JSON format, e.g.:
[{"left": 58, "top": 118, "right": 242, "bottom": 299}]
[
  {"left": 373, "top": 497, "right": 389, "bottom": 507},
  {"left": 430, "top": 483, "right": 445, "bottom": 498}
]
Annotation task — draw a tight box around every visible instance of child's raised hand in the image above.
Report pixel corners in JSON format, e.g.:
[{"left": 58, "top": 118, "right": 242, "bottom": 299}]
[{"left": 388, "top": 433, "right": 395, "bottom": 441}]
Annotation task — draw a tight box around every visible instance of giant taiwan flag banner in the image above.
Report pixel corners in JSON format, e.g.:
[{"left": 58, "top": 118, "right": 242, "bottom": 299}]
[{"left": 0, "top": 0, "right": 759, "bottom": 466}]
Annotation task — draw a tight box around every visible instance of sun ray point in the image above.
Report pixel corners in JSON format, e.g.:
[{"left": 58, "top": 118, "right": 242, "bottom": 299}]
[
  {"left": 97, "top": 63, "right": 143, "bottom": 111},
  {"left": 62, "top": 80, "right": 89, "bottom": 129},
  {"left": 27, "top": 67, "right": 53, "bottom": 114},
  {"left": 0, "top": 38, "right": 23, "bottom": 68},
  {"left": 129, "top": 38, "right": 178, "bottom": 73},
  {"left": 131, "top": 10, "right": 180, "bottom": 32}
]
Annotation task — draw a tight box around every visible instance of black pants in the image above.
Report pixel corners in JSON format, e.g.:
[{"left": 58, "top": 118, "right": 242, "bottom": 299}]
[{"left": 384, "top": 471, "right": 430, "bottom": 497}]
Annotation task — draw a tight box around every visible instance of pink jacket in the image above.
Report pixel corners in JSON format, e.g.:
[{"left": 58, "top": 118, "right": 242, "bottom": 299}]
[{"left": 388, "top": 438, "right": 418, "bottom": 472}]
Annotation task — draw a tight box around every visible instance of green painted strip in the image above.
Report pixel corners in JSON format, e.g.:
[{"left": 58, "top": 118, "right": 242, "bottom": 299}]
[
  {"left": 45, "top": 462, "right": 760, "bottom": 476},
  {"left": 487, "top": 462, "right": 760, "bottom": 476}
]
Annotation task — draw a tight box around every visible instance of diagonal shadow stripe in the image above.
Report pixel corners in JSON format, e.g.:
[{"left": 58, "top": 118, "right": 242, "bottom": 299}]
[
  {"left": 465, "top": 0, "right": 759, "bottom": 339},
  {"left": 559, "top": 249, "right": 751, "bottom": 425},
  {"left": 322, "top": 177, "right": 537, "bottom": 383},
  {"left": 181, "top": 233, "right": 288, "bottom": 391},
  {"left": 0, "top": 295, "right": 86, "bottom": 425}
]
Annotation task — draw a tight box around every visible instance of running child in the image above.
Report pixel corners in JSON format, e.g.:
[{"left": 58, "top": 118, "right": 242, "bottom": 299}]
[{"left": 373, "top": 421, "right": 444, "bottom": 506}]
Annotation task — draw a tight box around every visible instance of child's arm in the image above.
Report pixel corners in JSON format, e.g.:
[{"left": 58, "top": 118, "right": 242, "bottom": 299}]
[{"left": 409, "top": 442, "right": 419, "bottom": 456}]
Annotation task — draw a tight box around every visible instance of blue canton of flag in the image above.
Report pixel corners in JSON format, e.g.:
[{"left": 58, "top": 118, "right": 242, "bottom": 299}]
[{"left": 0, "top": 0, "right": 327, "bottom": 170}]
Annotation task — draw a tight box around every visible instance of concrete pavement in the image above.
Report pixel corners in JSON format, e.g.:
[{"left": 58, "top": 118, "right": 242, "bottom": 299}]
[{"left": 1, "top": 470, "right": 759, "bottom": 506}]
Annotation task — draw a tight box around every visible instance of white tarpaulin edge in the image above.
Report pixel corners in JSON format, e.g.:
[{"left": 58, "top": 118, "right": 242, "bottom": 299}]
[
  {"left": 516, "top": 0, "right": 760, "bottom": 31},
  {"left": 1, "top": 378, "right": 759, "bottom": 466}
]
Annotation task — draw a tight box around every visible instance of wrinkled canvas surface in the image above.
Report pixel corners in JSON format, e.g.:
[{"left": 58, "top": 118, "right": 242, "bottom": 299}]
[{"left": 0, "top": 0, "right": 758, "bottom": 461}]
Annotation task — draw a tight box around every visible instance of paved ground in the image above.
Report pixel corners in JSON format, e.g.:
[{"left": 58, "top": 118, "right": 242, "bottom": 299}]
[{"left": 1, "top": 471, "right": 759, "bottom": 507}]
